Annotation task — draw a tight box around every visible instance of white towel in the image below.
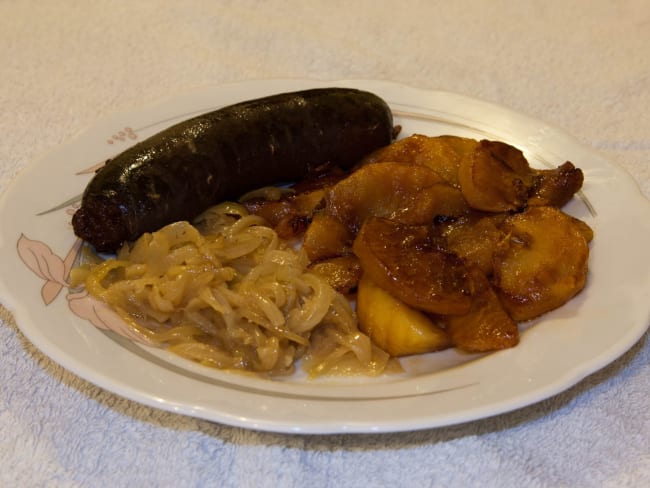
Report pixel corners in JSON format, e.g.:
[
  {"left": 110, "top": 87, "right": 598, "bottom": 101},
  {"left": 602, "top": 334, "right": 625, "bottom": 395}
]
[{"left": 1, "top": 1, "right": 648, "bottom": 486}]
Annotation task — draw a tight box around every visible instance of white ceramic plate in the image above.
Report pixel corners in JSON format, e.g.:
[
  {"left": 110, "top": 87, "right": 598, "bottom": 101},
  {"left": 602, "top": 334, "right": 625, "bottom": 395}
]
[{"left": 1, "top": 79, "right": 649, "bottom": 434}]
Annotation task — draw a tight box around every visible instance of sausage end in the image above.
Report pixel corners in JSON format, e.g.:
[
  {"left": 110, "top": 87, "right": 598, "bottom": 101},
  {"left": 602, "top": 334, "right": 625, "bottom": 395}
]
[{"left": 72, "top": 198, "right": 129, "bottom": 253}]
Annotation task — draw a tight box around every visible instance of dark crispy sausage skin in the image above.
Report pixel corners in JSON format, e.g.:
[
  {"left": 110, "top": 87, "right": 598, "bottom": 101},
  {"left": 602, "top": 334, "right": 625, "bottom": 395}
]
[{"left": 72, "top": 88, "right": 394, "bottom": 252}]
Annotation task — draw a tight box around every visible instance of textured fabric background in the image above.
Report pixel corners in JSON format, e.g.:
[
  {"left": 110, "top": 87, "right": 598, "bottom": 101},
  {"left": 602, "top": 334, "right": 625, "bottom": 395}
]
[{"left": 1, "top": 1, "right": 648, "bottom": 486}]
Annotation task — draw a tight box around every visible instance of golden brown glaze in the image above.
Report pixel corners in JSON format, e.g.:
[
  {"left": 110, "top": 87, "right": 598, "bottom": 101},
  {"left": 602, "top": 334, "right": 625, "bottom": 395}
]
[
  {"left": 493, "top": 206, "right": 590, "bottom": 321},
  {"left": 440, "top": 267, "right": 519, "bottom": 352},
  {"left": 352, "top": 217, "right": 472, "bottom": 315}
]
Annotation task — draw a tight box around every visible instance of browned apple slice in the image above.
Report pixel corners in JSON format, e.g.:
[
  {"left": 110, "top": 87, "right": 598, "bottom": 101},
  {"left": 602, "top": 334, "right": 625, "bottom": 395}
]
[
  {"left": 352, "top": 216, "right": 472, "bottom": 315},
  {"left": 439, "top": 267, "right": 519, "bottom": 352},
  {"left": 493, "top": 206, "right": 591, "bottom": 321},
  {"left": 326, "top": 162, "right": 469, "bottom": 231},
  {"left": 359, "top": 134, "right": 479, "bottom": 187},
  {"left": 308, "top": 255, "right": 362, "bottom": 295},
  {"left": 302, "top": 213, "right": 353, "bottom": 262},
  {"left": 458, "top": 140, "right": 535, "bottom": 212},
  {"left": 439, "top": 213, "right": 507, "bottom": 277},
  {"left": 528, "top": 161, "right": 584, "bottom": 208}
]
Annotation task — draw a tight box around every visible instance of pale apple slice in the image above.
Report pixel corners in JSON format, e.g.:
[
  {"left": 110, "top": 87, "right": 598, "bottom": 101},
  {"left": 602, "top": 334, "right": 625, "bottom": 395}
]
[{"left": 356, "top": 275, "right": 450, "bottom": 357}]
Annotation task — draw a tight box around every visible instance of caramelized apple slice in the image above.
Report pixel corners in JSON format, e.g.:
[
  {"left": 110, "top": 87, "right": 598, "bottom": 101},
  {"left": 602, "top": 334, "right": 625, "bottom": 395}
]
[
  {"left": 242, "top": 198, "right": 294, "bottom": 229},
  {"left": 458, "top": 140, "right": 535, "bottom": 212},
  {"left": 528, "top": 161, "right": 584, "bottom": 208},
  {"left": 440, "top": 267, "right": 519, "bottom": 352},
  {"left": 326, "top": 162, "right": 469, "bottom": 231},
  {"left": 302, "top": 213, "right": 353, "bottom": 261},
  {"left": 440, "top": 213, "right": 507, "bottom": 277},
  {"left": 352, "top": 217, "right": 472, "bottom": 315},
  {"left": 570, "top": 215, "right": 594, "bottom": 243},
  {"left": 493, "top": 206, "right": 591, "bottom": 321},
  {"left": 361, "top": 135, "right": 584, "bottom": 211},
  {"left": 308, "top": 255, "right": 362, "bottom": 294},
  {"left": 359, "top": 134, "right": 479, "bottom": 187},
  {"left": 357, "top": 275, "right": 450, "bottom": 356},
  {"left": 244, "top": 188, "right": 327, "bottom": 239}
]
